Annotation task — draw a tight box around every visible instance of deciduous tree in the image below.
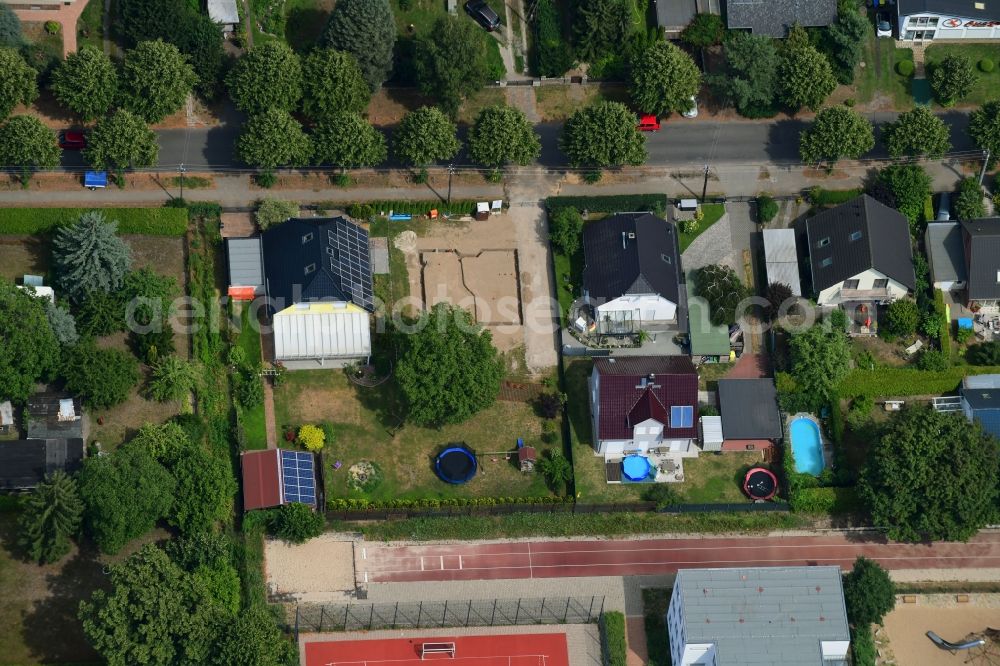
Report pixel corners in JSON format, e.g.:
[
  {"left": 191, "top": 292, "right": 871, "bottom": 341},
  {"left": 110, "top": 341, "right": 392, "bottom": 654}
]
[
  {"left": 78, "top": 444, "right": 175, "bottom": 553},
  {"left": 50, "top": 47, "right": 118, "bottom": 121},
  {"left": 572, "top": 0, "right": 630, "bottom": 62},
  {"left": 321, "top": 0, "right": 395, "bottom": 92},
  {"left": 955, "top": 176, "right": 986, "bottom": 220},
  {"left": 0, "top": 47, "right": 37, "bottom": 121},
  {"left": 680, "top": 12, "right": 724, "bottom": 48},
  {"left": 169, "top": 452, "right": 236, "bottom": 535},
  {"left": 84, "top": 109, "right": 159, "bottom": 170},
  {"left": 312, "top": 113, "right": 387, "bottom": 168},
  {"left": 17, "top": 470, "right": 83, "bottom": 564},
  {"left": 789, "top": 323, "right": 851, "bottom": 406},
  {"left": 62, "top": 339, "right": 140, "bottom": 409},
  {"left": 226, "top": 42, "right": 302, "bottom": 115},
  {"left": 931, "top": 54, "right": 975, "bottom": 106},
  {"left": 629, "top": 41, "right": 701, "bottom": 117},
  {"left": 560, "top": 101, "right": 646, "bottom": 168},
  {"left": 777, "top": 27, "right": 836, "bottom": 111},
  {"left": 119, "top": 39, "right": 197, "bottom": 123},
  {"left": 468, "top": 104, "right": 541, "bottom": 168},
  {"left": 711, "top": 32, "right": 779, "bottom": 117},
  {"left": 876, "top": 164, "right": 931, "bottom": 227},
  {"left": 269, "top": 502, "right": 323, "bottom": 543},
  {"left": 883, "top": 298, "right": 919, "bottom": 337},
  {"left": 236, "top": 108, "right": 312, "bottom": 169},
  {"left": 884, "top": 106, "right": 951, "bottom": 159},
  {"left": 414, "top": 15, "right": 501, "bottom": 116},
  {"left": 0, "top": 115, "right": 60, "bottom": 171},
  {"left": 860, "top": 407, "right": 1000, "bottom": 541},
  {"left": 79, "top": 544, "right": 220, "bottom": 665},
  {"left": 0, "top": 282, "right": 58, "bottom": 403},
  {"left": 396, "top": 302, "right": 504, "bottom": 427},
  {"left": 212, "top": 605, "right": 295, "bottom": 666},
  {"left": 969, "top": 100, "right": 1000, "bottom": 166},
  {"left": 692, "top": 264, "right": 749, "bottom": 326},
  {"left": 52, "top": 210, "right": 132, "bottom": 302},
  {"left": 843, "top": 556, "right": 895, "bottom": 626},
  {"left": 798, "top": 106, "right": 874, "bottom": 166},
  {"left": 129, "top": 421, "right": 193, "bottom": 464},
  {"left": 548, "top": 207, "right": 584, "bottom": 255},
  {"left": 301, "top": 48, "right": 369, "bottom": 121},
  {"left": 392, "top": 106, "right": 460, "bottom": 167},
  {"left": 255, "top": 198, "right": 299, "bottom": 230}
]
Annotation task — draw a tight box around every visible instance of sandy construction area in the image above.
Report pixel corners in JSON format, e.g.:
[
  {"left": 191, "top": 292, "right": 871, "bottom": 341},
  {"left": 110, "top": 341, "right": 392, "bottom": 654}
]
[
  {"left": 265, "top": 535, "right": 356, "bottom": 602},
  {"left": 882, "top": 605, "right": 1000, "bottom": 665}
]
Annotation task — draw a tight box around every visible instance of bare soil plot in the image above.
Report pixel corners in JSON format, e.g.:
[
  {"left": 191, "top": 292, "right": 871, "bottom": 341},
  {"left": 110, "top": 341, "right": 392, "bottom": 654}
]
[
  {"left": 264, "top": 535, "right": 355, "bottom": 601},
  {"left": 882, "top": 604, "right": 1000, "bottom": 665},
  {"left": 0, "top": 235, "right": 49, "bottom": 281}
]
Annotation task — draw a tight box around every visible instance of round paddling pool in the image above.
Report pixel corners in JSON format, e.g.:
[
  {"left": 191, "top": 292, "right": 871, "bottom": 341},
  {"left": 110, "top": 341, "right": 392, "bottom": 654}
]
[{"left": 622, "top": 455, "right": 652, "bottom": 482}]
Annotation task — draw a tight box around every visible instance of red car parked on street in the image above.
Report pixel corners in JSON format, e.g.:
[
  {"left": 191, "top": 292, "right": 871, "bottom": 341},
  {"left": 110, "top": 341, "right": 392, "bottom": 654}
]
[
  {"left": 636, "top": 114, "right": 660, "bottom": 132},
  {"left": 58, "top": 130, "right": 86, "bottom": 150}
]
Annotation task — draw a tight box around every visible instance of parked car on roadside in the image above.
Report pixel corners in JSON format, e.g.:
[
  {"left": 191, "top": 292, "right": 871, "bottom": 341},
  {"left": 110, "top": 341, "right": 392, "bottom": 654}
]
[
  {"left": 58, "top": 130, "right": 86, "bottom": 150},
  {"left": 636, "top": 114, "right": 660, "bottom": 132},
  {"left": 464, "top": 0, "right": 501, "bottom": 31},
  {"left": 682, "top": 96, "right": 698, "bottom": 119}
]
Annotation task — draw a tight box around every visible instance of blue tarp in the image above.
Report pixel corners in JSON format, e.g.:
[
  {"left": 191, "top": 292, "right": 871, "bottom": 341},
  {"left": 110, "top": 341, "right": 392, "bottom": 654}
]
[
  {"left": 84, "top": 171, "right": 107, "bottom": 189},
  {"left": 958, "top": 317, "right": 974, "bottom": 330}
]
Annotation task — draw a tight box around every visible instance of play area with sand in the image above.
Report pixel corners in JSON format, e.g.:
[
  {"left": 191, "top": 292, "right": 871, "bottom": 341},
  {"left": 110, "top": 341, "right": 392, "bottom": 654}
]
[{"left": 882, "top": 605, "right": 1000, "bottom": 665}]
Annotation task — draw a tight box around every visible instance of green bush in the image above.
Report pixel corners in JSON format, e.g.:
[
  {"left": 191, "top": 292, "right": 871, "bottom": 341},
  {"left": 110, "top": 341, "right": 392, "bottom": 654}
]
[
  {"left": 789, "top": 486, "right": 863, "bottom": 514},
  {"left": 0, "top": 208, "right": 187, "bottom": 235},
  {"left": 956, "top": 177, "right": 986, "bottom": 220},
  {"left": 532, "top": 0, "right": 574, "bottom": 77},
  {"left": 757, "top": 195, "right": 779, "bottom": 224},
  {"left": 546, "top": 194, "right": 668, "bottom": 217},
  {"left": 44, "top": 20, "right": 60, "bottom": 34},
  {"left": 896, "top": 59, "right": 914, "bottom": 76},
  {"left": 980, "top": 58, "right": 995, "bottom": 73},
  {"left": 851, "top": 624, "right": 876, "bottom": 666},
  {"left": 601, "top": 611, "right": 627, "bottom": 666},
  {"left": 923, "top": 194, "right": 934, "bottom": 224},
  {"left": 807, "top": 187, "right": 862, "bottom": 207},
  {"left": 838, "top": 365, "right": 1000, "bottom": 398}
]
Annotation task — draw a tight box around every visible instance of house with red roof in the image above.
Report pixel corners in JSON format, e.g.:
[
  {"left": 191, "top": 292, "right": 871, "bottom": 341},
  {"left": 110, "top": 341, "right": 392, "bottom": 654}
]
[{"left": 588, "top": 356, "right": 699, "bottom": 457}]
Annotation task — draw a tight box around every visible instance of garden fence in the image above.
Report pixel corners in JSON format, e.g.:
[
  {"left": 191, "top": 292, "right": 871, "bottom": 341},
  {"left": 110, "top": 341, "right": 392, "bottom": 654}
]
[{"left": 294, "top": 596, "right": 605, "bottom": 635}]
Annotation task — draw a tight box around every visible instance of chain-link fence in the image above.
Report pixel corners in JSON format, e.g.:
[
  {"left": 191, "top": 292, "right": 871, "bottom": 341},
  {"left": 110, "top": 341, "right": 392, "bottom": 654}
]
[{"left": 295, "top": 596, "right": 604, "bottom": 634}]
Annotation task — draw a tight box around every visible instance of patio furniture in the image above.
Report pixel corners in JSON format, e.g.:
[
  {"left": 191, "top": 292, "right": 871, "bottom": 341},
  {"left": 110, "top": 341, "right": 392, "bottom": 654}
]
[
  {"left": 665, "top": 459, "right": 676, "bottom": 473},
  {"left": 333, "top": 461, "right": 342, "bottom": 470}
]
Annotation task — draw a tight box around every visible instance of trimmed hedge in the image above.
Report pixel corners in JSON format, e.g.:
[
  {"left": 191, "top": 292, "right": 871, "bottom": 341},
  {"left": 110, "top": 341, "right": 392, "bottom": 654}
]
[
  {"left": 344, "top": 200, "right": 478, "bottom": 219},
  {"left": 0, "top": 207, "right": 188, "bottom": 236},
  {"left": 789, "top": 486, "right": 863, "bottom": 514},
  {"left": 896, "top": 59, "right": 914, "bottom": 76},
  {"left": 546, "top": 194, "right": 667, "bottom": 217},
  {"left": 601, "top": 611, "right": 627, "bottom": 666},
  {"left": 980, "top": 58, "right": 995, "bottom": 73},
  {"left": 808, "top": 187, "right": 862, "bottom": 207},
  {"left": 838, "top": 365, "right": 1000, "bottom": 398},
  {"left": 327, "top": 496, "right": 571, "bottom": 510}
]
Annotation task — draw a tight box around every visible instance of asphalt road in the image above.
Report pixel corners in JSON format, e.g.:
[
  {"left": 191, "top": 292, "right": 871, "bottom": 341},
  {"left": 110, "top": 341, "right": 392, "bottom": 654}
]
[{"left": 58, "top": 111, "right": 977, "bottom": 172}]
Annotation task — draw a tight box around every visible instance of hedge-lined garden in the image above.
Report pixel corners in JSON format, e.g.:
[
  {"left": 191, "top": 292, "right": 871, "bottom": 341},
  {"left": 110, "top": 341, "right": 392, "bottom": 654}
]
[
  {"left": 0, "top": 207, "right": 188, "bottom": 235},
  {"left": 545, "top": 194, "right": 667, "bottom": 217},
  {"left": 838, "top": 365, "right": 1000, "bottom": 398},
  {"left": 601, "top": 611, "right": 627, "bottom": 666}
]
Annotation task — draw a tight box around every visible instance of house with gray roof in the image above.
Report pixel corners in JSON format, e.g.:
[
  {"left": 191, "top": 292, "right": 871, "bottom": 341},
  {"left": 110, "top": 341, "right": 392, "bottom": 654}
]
[
  {"left": 667, "top": 566, "right": 851, "bottom": 665},
  {"left": 763, "top": 228, "right": 802, "bottom": 297},
  {"left": 805, "top": 195, "right": 915, "bottom": 307},
  {"left": 0, "top": 393, "right": 85, "bottom": 490},
  {"left": 725, "top": 0, "right": 837, "bottom": 37},
  {"left": 926, "top": 222, "right": 968, "bottom": 292},
  {"left": 716, "top": 378, "right": 782, "bottom": 453},
  {"left": 961, "top": 218, "right": 1000, "bottom": 310},
  {"left": 961, "top": 374, "right": 1000, "bottom": 440}
]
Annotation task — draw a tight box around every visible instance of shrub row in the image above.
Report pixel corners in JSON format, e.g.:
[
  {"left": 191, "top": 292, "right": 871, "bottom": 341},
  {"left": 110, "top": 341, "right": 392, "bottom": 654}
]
[
  {"left": 789, "top": 486, "right": 863, "bottom": 514},
  {"left": 601, "top": 611, "right": 627, "bottom": 666},
  {"left": 327, "top": 496, "right": 571, "bottom": 511},
  {"left": 532, "top": 0, "right": 574, "bottom": 77},
  {"left": 0, "top": 207, "right": 188, "bottom": 236},
  {"left": 851, "top": 624, "right": 876, "bottom": 666},
  {"left": 807, "top": 187, "right": 862, "bottom": 207},
  {"left": 545, "top": 194, "right": 668, "bottom": 217},
  {"left": 934, "top": 289, "right": 952, "bottom": 352},
  {"left": 838, "top": 365, "right": 1000, "bottom": 398},
  {"left": 345, "top": 200, "right": 478, "bottom": 219}
]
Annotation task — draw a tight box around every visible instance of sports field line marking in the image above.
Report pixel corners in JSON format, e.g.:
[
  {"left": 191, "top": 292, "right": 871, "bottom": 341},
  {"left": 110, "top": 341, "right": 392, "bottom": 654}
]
[
  {"left": 440, "top": 555, "right": 444, "bottom": 570},
  {"left": 527, "top": 542, "right": 533, "bottom": 579},
  {"left": 420, "top": 557, "right": 425, "bottom": 571},
  {"left": 459, "top": 555, "right": 464, "bottom": 570},
  {"left": 362, "top": 548, "right": 367, "bottom": 560}
]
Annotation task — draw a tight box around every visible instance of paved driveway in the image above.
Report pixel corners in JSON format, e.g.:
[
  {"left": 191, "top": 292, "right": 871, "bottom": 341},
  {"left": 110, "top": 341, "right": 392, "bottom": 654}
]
[{"left": 680, "top": 207, "right": 736, "bottom": 273}]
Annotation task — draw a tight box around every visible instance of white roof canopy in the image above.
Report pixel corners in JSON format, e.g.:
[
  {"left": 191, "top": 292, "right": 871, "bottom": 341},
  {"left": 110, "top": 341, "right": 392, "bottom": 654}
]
[{"left": 273, "top": 307, "right": 371, "bottom": 360}]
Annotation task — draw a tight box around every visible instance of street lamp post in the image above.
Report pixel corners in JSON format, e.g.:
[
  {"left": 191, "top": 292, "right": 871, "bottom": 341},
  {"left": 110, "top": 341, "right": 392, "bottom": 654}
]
[
  {"left": 179, "top": 164, "right": 186, "bottom": 201},
  {"left": 447, "top": 163, "right": 455, "bottom": 204}
]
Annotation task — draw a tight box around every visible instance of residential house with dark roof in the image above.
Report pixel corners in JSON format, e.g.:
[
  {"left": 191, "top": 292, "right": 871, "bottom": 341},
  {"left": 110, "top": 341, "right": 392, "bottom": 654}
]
[
  {"left": 589, "top": 356, "right": 699, "bottom": 456},
  {"left": 961, "top": 218, "right": 1000, "bottom": 310},
  {"left": 715, "top": 378, "right": 783, "bottom": 452},
  {"left": 582, "top": 213, "right": 684, "bottom": 335},
  {"left": 0, "top": 393, "right": 85, "bottom": 490},
  {"left": 667, "top": 566, "right": 850, "bottom": 665},
  {"left": 897, "top": 0, "right": 1000, "bottom": 42},
  {"left": 926, "top": 222, "right": 968, "bottom": 292},
  {"left": 255, "top": 217, "right": 374, "bottom": 368},
  {"left": 725, "top": 0, "right": 837, "bottom": 37},
  {"left": 961, "top": 374, "right": 1000, "bottom": 440},
  {"left": 805, "top": 195, "right": 915, "bottom": 307}
]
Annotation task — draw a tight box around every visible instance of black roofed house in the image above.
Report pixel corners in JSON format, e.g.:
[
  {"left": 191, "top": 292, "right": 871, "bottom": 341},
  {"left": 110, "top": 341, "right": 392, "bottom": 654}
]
[
  {"left": 0, "top": 393, "right": 85, "bottom": 490},
  {"left": 582, "top": 213, "right": 685, "bottom": 335},
  {"left": 961, "top": 217, "right": 1000, "bottom": 310},
  {"left": 654, "top": 0, "right": 722, "bottom": 37},
  {"left": 714, "top": 378, "right": 783, "bottom": 453},
  {"left": 254, "top": 217, "right": 374, "bottom": 369},
  {"left": 897, "top": 0, "right": 1000, "bottom": 42},
  {"left": 926, "top": 221, "right": 968, "bottom": 292},
  {"left": 725, "top": 0, "right": 837, "bottom": 37},
  {"left": 806, "top": 195, "right": 915, "bottom": 307}
]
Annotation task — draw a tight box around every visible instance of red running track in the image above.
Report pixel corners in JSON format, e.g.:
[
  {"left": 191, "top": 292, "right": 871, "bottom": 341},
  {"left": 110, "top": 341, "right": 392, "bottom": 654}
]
[
  {"left": 356, "top": 532, "right": 1000, "bottom": 584},
  {"left": 303, "top": 633, "right": 569, "bottom": 666}
]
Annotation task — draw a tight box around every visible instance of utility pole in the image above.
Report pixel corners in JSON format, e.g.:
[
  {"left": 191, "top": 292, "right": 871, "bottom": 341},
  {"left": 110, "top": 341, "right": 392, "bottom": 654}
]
[
  {"left": 701, "top": 164, "right": 710, "bottom": 202},
  {"left": 447, "top": 163, "right": 455, "bottom": 204},
  {"left": 179, "top": 163, "right": 186, "bottom": 201},
  {"left": 979, "top": 149, "right": 991, "bottom": 188}
]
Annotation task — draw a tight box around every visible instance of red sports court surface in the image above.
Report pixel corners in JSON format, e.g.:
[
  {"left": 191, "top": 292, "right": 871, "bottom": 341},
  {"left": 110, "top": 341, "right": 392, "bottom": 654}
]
[
  {"left": 304, "top": 633, "right": 568, "bottom": 666},
  {"left": 357, "top": 532, "right": 1000, "bottom": 583}
]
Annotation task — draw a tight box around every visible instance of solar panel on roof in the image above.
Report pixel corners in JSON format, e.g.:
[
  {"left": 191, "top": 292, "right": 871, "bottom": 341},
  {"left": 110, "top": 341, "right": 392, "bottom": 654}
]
[{"left": 279, "top": 450, "right": 317, "bottom": 505}]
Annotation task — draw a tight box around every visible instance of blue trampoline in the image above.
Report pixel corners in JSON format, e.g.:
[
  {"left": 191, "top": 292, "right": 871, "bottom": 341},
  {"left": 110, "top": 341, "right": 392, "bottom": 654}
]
[
  {"left": 435, "top": 445, "right": 478, "bottom": 484},
  {"left": 622, "top": 455, "right": 652, "bottom": 482}
]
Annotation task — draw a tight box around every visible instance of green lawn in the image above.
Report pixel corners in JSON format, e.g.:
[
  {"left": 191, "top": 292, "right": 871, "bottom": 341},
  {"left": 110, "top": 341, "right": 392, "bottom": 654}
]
[
  {"left": 925, "top": 43, "right": 1000, "bottom": 106},
  {"left": 273, "top": 370, "right": 564, "bottom": 502},
  {"left": 236, "top": 306, "right": 267, "bottom": 451},
  {"left": 855, "top": 32, "right": 913, "bottom": 109},
  {"left": 552, "top": 246, "right": 583, "bottom": 327},
  {"left": 567, "top": 360, "right": 765, "bottom": 505},
  {"left": 678, "top": 203, "right": 725, "bottom": 253},
  {"left": 76, "top": 0, "right": 105, "bottom": 52}
]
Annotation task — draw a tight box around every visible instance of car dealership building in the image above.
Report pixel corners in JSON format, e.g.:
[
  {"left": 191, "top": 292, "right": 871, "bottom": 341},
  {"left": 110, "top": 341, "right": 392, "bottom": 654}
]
[{"left": 896, "top": 0, "right": 1000, "bottom": 40}]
